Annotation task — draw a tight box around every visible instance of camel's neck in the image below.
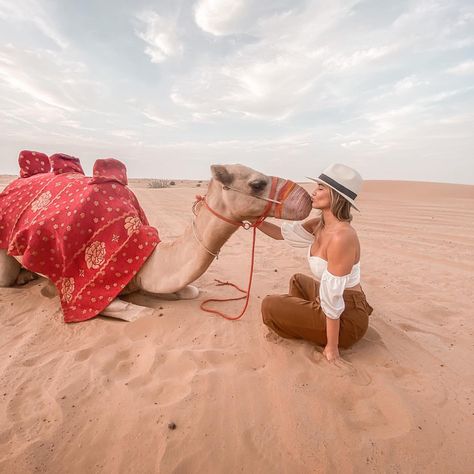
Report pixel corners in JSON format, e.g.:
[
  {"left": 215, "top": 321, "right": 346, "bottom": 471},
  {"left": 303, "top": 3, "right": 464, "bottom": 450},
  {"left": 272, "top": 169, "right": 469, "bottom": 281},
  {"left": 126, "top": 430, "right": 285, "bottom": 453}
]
[{"left": 134, "top": 188, "right": 240, "bottom": 294}]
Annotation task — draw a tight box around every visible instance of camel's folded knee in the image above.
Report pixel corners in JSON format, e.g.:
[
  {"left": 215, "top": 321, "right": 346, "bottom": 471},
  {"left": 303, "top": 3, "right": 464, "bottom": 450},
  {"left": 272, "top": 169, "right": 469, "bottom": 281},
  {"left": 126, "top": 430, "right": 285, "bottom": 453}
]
[
  {"left": 174, "top": 285, "right": 200, "bottom": 300},
  {"left": 16, "top": 269, "right": 39, "bottom": 286}
]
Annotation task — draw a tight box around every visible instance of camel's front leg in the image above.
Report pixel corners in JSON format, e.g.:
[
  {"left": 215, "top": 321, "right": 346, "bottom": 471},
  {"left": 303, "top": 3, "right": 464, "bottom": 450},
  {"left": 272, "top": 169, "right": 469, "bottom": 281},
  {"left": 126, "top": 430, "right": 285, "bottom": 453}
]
[
  {"left": 127, "top": 268, "right": 200, "bottom": 300},
  {"left": 141, "top": 285, "right": 200, "bottom": 300},
  {"left": 38, "top": 282, "right": 148, "bottom": 322},
  {"left": 0, "top": 249, "right": 21, "bottom": 287},
  {"left": 100, "top": 298, "right": 150, "bottom": 322}
]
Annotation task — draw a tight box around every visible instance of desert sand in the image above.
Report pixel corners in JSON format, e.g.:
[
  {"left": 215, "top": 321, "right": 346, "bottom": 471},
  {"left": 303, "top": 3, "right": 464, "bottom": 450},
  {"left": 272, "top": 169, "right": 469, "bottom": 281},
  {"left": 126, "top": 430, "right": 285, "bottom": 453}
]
[{"left": 1, "top": 177, "right": 473, "bottom": 473}]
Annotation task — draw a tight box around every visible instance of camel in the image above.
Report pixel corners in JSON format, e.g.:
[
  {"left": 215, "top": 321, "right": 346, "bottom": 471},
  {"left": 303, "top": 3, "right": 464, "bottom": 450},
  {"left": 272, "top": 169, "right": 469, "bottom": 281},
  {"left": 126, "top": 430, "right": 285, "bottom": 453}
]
[{"left": 0, "top": 152, "right": 312, "bottom": 322}]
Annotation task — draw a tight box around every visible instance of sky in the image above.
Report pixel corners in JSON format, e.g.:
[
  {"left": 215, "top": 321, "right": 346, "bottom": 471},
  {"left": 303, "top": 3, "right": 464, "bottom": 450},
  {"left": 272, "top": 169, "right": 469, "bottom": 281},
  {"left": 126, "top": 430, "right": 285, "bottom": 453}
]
[{"left": 0, "top": 0, "right": 473, "bottom": 183}]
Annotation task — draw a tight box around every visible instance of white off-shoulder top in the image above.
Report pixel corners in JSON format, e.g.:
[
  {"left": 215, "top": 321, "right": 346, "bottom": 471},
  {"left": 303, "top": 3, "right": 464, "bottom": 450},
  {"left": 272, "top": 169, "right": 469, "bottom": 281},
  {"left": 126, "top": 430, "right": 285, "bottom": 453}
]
[{"left": 281, "top": 221, "right": 361, "bottom": 320}]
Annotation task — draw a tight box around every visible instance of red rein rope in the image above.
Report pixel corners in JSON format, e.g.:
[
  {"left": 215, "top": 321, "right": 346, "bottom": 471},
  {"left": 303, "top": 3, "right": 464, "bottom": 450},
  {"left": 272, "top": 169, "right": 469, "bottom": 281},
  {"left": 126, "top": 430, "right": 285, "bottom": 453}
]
[{"left": 199, "top": 225, "right": 258, "bottom": 321}]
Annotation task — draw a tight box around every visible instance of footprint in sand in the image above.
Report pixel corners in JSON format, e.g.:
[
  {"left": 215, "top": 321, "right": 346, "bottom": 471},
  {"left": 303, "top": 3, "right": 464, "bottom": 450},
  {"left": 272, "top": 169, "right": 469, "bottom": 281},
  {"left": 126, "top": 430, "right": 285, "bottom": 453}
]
[
  {"left": 21, "top": 349, "right": 59, "bottom": 367},
  {"left": 90, "top": 344, "right": 198, "bottom": 408},
  {"left": 342, "top": 388, "right": 413, "bottom": 439},
  {"left": 398, "top": 321, "right": 445, "bottom": 336},
  {"left": 100, "top": 348, "right": 135, "bottom": 381},
  {"left": 265, "top": 330, "right": 282, "bottom": 344},
  {"left": 307, "top": 350, "right": 373, "bottom": 387},
  {"left": 333, "top": 358, "right": 373, "bottom": 386},
  {"left": 134, "top": 350, "right": 198, "bottom": 406},
  {"left": 264, "top": 330, "right": 294, "bottom": 347},
  {"left": 73, "top": 334, "right": 117, "bottom": 363},
  {"left": 382, "top": 362, "right": 448, "bottom": 406},
  {"left": 5, "top": 381, "right": 62, "bottom": 456},
  {"left": 193, "top": 347, "right": 265, "bottom": 373},
  {"left": 74, "top": 347, "right": 94, "bottom": 362},
  {"left": 310, "top": 348, "right": 325, "bottom": 363}
]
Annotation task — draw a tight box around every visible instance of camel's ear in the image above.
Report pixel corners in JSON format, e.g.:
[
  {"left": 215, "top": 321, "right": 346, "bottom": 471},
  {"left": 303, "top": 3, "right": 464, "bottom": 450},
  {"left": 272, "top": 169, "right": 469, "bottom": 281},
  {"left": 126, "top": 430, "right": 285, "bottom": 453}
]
[{"left": 211, "top": 165, "right": 234, "bottom": 186}]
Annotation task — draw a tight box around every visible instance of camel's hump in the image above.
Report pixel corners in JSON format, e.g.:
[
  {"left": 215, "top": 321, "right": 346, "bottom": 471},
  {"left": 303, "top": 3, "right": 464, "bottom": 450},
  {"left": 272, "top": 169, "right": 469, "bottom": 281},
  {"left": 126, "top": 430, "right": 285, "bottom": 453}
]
[{"left": 18, "top": 150, "right": 50, "bottom": 178}]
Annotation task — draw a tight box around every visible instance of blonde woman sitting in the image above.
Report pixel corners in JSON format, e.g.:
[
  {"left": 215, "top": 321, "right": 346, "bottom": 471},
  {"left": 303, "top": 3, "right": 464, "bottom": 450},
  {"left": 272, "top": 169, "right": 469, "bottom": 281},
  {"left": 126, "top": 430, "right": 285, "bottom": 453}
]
[{"left": 259, "top": 164, "right": 373, "bottom": 361}]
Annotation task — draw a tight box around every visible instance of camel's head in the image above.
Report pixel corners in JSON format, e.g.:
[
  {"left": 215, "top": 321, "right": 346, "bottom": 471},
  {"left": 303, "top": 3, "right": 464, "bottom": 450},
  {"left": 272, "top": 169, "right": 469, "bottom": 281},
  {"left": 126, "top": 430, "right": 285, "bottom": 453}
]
[{"left": 209, "top": 164, "right": 312, "bottom": 221}]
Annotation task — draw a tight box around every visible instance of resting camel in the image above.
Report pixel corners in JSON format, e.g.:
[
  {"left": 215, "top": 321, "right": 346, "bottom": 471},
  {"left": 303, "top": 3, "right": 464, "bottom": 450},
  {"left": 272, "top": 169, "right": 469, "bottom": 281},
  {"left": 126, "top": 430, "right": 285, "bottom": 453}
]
[{"left": 0, "top": 151, "right": 312, "bottom": 322}]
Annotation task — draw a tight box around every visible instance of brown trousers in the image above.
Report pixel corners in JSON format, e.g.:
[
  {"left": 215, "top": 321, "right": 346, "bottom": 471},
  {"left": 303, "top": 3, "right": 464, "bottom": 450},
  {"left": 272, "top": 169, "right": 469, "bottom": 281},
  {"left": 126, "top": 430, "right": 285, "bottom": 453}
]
[{"left": 261, "top": 273, "right": 373, "bottom": 349}]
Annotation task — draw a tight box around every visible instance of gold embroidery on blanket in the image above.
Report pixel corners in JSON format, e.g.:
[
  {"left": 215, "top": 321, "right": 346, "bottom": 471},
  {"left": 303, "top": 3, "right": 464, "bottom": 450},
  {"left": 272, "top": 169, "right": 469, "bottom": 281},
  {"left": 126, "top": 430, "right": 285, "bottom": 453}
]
[
  {"left": 27, "top": 182, "right": 74, "bottom": 230},
  {"left": 71, "top": 230, "right": 139, "bottom": 307},
  {"left": 64, "top": 212, "right": 139, "bottom": 274},
  {"left": 10, "top": 181, "right": 74, "bottom": 264},
  {"left": 124, "top": 215, "right": 141, "bottom": 236},
  {"left": 8, "top": 175, "right": 56, "bottom": 244},
  {"left": 31, "top": 191, "right": 52, "bottom": 212},
  {"left": 85, "top": 241, "right": 106, "bottom": 269},
  {"left": 60, "top": 277, "right": 75, "bottom": 302}
]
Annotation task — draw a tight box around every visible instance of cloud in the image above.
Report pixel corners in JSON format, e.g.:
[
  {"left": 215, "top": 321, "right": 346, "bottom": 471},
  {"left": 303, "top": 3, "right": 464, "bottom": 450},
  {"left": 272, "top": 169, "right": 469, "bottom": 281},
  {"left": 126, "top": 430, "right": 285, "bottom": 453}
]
[
  {"left": 142, "top": 111, "right": 179, "bottom": 127},
  {"left": 447, "top": 60, "right": 474, "bottom": 75},
  {"left": 323, "top": 45, "right": 397, "bottom": 72},
  {"left": 0, "top": 46, "right": 81, "bottom": 112},
  {"left": 0, "top": 43, "right": 111, "bottom": 147},
  {"left": 170, "top": 92, "right": 199, "bottom": 110},
  {"left": 341, "top": 139, "right": 362, "bottom": 149},
  {"left": 393, "top": 75, "right": 429, "bottom": 93},
  {"left": 110, "top": 129, "right": 139, "bottom": 140},
  {"left": 194, "top": 0, "right": 248, "bottom": 36},
  {"left": 135, "top": 11, "right": 183, "bottom": 63},
  {"left": 0, "top": 0, "right": 68, "bottom": 49},
  {"left": 129, "top": 0, "right": 474, "bottom": 179},
  {"left": 173, "top": 1, "right": 396, "bottom": 121},
  {"left": 0, "top": 0, "right": 473, "bottom": 183}
]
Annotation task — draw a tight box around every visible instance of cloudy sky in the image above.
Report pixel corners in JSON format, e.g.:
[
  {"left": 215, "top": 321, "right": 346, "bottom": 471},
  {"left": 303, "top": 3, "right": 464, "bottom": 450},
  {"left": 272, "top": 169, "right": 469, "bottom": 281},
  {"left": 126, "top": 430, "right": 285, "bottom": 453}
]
[{"left": 0, "top": 0, "right": 473, "bottom": 183}]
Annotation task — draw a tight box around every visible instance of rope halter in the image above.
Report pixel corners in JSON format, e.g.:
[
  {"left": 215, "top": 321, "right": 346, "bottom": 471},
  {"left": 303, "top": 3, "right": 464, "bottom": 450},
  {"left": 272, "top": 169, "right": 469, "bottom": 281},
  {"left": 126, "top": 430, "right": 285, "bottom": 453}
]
[{"left": 192, "top": 176, "right": 296, "bottom": 230}]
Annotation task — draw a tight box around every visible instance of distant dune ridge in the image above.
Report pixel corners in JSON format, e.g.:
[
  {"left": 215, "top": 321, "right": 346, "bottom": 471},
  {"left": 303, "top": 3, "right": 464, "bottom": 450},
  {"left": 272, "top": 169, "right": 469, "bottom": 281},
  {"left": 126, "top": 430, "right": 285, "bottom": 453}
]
[{"left": 0, "top": 176, "right": 473, "bottom": 473}]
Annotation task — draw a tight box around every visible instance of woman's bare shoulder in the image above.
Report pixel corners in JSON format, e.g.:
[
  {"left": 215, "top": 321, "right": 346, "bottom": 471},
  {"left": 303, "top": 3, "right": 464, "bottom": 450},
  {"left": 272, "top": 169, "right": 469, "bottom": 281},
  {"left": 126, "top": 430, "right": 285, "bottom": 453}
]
[
  {"left": 329, "top": 225, "right": 359, "bottom": 253},
  {"left": 334, "top": 224, "right": 358, "bottom": 240},
  {"left": 302, "top": 218, "right": 320, "bottom": 234}
]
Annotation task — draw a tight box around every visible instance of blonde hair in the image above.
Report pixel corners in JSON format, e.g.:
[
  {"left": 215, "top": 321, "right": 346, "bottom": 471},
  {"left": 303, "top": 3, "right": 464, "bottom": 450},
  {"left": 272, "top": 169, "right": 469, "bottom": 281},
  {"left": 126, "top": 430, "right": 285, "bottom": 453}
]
[{"left": 314, "top": 186, "right": 352, "bottom": 235}]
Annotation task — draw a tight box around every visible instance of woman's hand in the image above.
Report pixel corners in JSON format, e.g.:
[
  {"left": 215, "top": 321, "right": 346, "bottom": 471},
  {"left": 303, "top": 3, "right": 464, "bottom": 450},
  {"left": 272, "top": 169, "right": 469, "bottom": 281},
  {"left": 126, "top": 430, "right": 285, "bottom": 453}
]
[{"left": 323, "top": 345, "right": 340, "bottom": 362}]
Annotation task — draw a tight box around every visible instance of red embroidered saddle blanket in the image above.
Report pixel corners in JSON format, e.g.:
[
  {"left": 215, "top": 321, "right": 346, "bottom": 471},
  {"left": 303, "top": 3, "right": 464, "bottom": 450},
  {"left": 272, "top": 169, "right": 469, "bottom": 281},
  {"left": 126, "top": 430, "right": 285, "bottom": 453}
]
[{"left": 0, "top": 151, "right": 160, "bottom": 322}]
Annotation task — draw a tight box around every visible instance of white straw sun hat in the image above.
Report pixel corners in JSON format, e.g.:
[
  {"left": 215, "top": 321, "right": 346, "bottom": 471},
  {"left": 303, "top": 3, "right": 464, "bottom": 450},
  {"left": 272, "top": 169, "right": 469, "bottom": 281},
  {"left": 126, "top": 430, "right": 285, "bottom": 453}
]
[{"left": 307, "top": 163, "right": 363, "bottom": 211}]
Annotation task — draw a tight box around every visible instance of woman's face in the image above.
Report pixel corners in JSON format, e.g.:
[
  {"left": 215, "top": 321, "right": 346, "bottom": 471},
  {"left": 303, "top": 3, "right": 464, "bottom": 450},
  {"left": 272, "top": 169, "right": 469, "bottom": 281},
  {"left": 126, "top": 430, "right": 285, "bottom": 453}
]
[{"left": 311, "top": 183, "right": 331, "bottom": 209}]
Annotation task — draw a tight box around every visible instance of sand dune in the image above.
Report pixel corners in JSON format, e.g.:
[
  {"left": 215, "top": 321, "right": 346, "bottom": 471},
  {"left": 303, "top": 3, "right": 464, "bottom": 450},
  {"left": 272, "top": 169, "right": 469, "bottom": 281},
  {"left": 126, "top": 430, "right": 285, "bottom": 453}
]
[{"left": 1, "top": 179, "right": 473, "bottom": 473}]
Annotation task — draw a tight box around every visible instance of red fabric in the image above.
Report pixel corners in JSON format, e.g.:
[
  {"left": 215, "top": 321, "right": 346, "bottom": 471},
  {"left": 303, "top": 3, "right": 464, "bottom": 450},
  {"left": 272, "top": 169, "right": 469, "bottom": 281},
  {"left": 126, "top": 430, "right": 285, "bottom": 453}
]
[
  {"left": 19, "top": 150, "right": 50, "bottom": 177},
  {"left": 91, "top": 158, "right": 128, "bottom": 185},
  {"left": 50, "top": 153, "right": 85, "bottom": 175},
  {"left": 0, "top": 152, "right": 160, "bottom": 323}
]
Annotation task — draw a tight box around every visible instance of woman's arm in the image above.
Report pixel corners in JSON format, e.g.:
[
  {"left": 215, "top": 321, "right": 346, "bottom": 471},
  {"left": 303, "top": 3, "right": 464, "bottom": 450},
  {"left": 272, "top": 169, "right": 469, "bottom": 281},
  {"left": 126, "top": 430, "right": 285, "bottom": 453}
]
[
  {"left": 302, "top": 218, "right": 319, "bottom": 235},
  {"left": 323, "top": 232, "right": 357, "bottom": 361},
  {"left": 324, "top": 319, "right": 341, "bottom": 361},
  {"left": 258, "top": 217, "right": 319, "bottom": 241},
  {"left": 257, "top": 221, "right": 283, "bottom": 240}
]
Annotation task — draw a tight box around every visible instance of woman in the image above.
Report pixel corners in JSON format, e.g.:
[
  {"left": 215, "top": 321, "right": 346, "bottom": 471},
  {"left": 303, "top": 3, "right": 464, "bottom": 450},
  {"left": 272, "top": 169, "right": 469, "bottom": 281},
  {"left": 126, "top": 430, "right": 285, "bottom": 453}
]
[{"left": 259, "top": 163, "right": 373, "bottom": 361}]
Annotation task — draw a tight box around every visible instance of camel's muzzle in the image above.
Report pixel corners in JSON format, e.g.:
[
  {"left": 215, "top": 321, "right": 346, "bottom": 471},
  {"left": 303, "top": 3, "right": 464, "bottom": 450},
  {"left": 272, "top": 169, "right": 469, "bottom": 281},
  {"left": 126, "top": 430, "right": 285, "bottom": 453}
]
[
  {"left": 219, "top": 177, "right": 312, "bottom": 223},
  {"left": 272, "top": 180, "right": 312, "bottom": 221}
]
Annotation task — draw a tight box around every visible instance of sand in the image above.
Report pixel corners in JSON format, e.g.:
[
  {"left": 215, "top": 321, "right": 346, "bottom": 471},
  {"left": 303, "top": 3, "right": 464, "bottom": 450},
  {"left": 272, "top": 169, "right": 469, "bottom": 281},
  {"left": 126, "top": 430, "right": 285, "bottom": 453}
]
[{"left": 1, "top": 178, "right": 473, "bottom": 473}]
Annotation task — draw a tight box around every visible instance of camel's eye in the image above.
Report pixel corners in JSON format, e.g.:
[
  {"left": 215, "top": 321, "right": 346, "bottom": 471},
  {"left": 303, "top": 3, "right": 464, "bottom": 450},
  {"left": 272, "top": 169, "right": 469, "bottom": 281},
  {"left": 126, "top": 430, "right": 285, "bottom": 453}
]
[{"left": 249, "top": 179, "right": 267, "bottom": 192}]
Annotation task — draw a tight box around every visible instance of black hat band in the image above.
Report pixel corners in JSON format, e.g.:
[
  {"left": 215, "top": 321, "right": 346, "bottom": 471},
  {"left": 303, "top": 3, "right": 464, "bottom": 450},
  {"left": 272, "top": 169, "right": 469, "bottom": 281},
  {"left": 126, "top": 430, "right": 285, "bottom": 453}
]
[{"left": 318, "top": 173, "right": 357, "bottom": 200}]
